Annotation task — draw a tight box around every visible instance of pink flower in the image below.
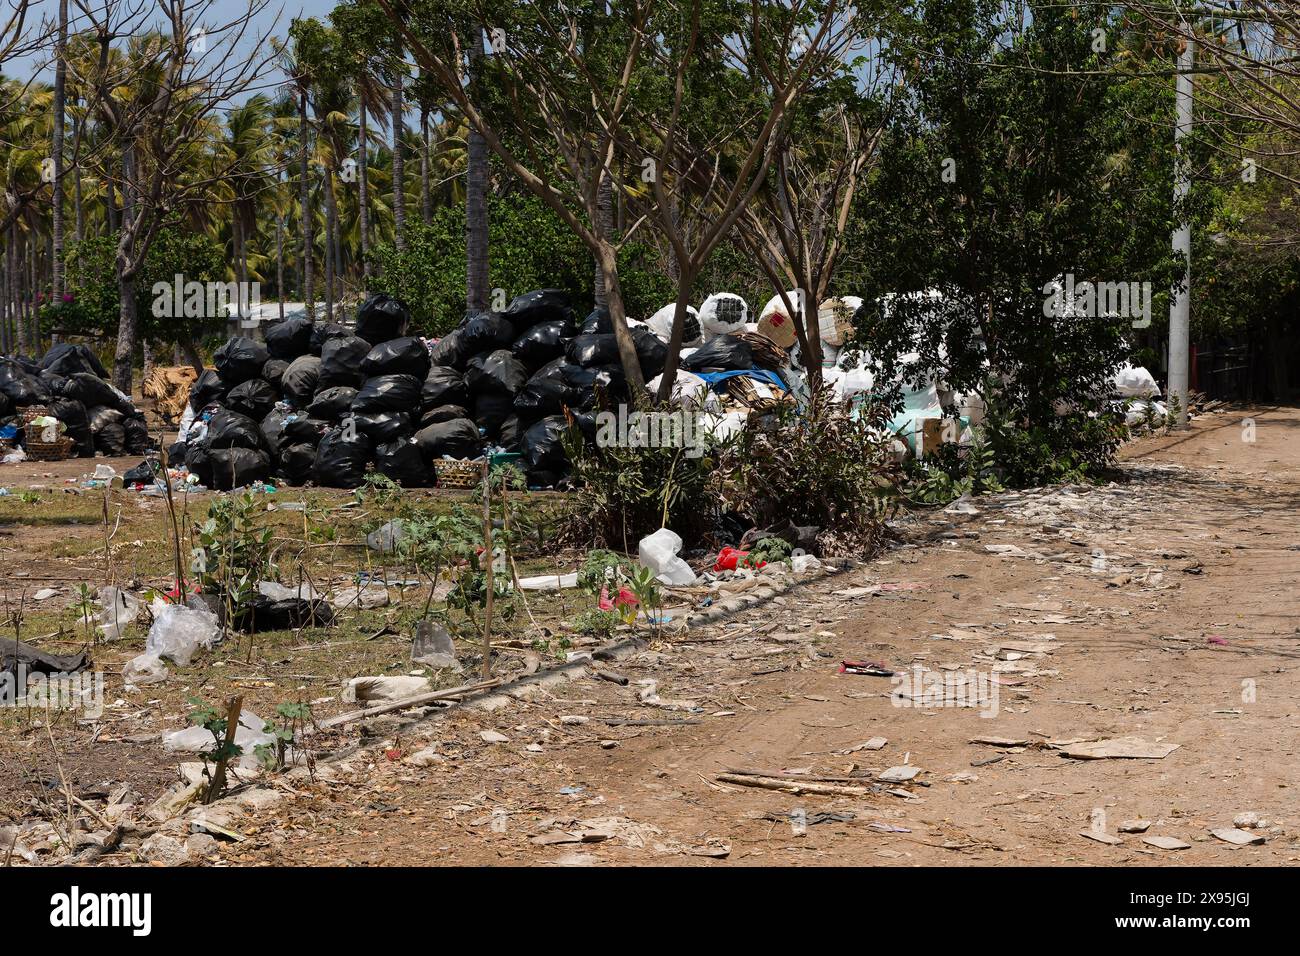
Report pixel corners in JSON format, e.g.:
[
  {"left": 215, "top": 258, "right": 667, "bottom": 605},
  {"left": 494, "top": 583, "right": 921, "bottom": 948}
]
[
  {"left": 615, "top": 588, "right": 639, "bottom": 608},
  {"left": 598, "top": 586, "right": 614, "bottom": 611}
]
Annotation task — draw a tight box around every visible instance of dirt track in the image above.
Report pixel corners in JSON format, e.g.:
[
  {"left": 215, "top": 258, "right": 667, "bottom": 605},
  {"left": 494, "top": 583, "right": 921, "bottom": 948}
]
[{"left": 207, "top": 404, "right": 1299, "bottom": 866}]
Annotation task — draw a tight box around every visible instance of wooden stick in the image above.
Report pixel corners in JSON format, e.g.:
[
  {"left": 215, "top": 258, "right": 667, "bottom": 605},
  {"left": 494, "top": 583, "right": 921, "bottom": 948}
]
[
  {"left": 205, "top": 695, "right": 243, "bottom": 805},
  {"left": 714, "top": 773, "right": 873, "bottom": 798},
  {"left": 481, "top": 460, "right": 494, "bottom": 680},
  {"left": 315, "top": 678, "right": 501, "bottom": 730}
]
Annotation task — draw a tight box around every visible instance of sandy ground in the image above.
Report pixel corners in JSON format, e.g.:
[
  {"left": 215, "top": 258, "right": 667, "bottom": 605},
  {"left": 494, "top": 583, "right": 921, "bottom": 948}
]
[
  {"left": 4, "top": 404, "right": 1297, "bottom": 866},
  {"left": 196, "top": 404, "right": 1297, "bottom": 867}
]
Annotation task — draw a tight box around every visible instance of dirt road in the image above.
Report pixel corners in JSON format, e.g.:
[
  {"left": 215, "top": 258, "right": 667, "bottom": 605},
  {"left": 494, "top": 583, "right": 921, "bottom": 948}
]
[{"left": 147, "top": 406, "right": 1300, "bottom": 865}]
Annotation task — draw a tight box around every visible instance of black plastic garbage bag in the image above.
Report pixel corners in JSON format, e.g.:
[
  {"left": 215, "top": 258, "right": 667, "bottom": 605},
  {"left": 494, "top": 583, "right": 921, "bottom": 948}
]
[
  {"left": 39, "top": 369, "right": 69, "bottom": 396},
  {"left": 520, "top": 415, "right": 572, "bottom": 474},
  {"left": 454, "top": 313, "right": 516, "bottom": 362},
  {"left": 505, "top": 289, "right": 573, "bottom": 329},
  {"left": 428, "top": 328, "right": 473, "bottom": 370},
  {"left": 260, "top": 409, "right": 290, "bottom": 457},
  {"left": 66, "top": 372, "right": 132, "bottom": 415},
  {"left": 94, "top": 422, "right": 126, "bottom": 456},
  {"left": 0, "top": 391, "right": 11, "bottom": 417},
  {"left": 87, "top": 405, "right": 124, "bottom": 433},
  {"left": 681, "top": 335, "right": 753, "bottom": 372},
  {"left": 283, "top": 414, "right": 325, "bottom": 447},
  {"left": 511, "top": 318, "right": 574, "bottom": 369},
  {"left": 232, "top": 595, "right": 335, "bottom": 633},
  {"left": 313, "top": 426, "right": 373, "bottom": 488},
  {"left": 473, "top": 392, "right": 514, "bottom": 436},
  {"left": 167, "top": 441, "right": 188, "bottom": 466},
  {"left": 122, "top": 416, "right": 153, "bottom": 455},
  {"left": 362, "top": 336, "right": 430, "bottom": 380},
  {"left": 566, "top": 333, "right": 619, "bottom": 368},
  {"left": 578, "top": 306, "right": 612, "bottom": 336},
  {"left": 262, "top": 358, "right": 289, "bottom": 388},
  {"left": 209, "top": 447, "right": 272, "bottom": 490},
  {"left": 375, "top": 438, "right": 430, "bottom": 486},
  {"left": 279, "top": 442, "right": 317, "bottom": 485},
  {"left": 351, "top": 374, "right": 421, "bottom": 414},
  {"left": 421, "top": 366, "right": 469, "bottom": 410},
  {"left": 498, "top": 414, "right": 523, "bottom": 451},
  {"left": 310, "top": 322, "right": 349, "bottom": 355},
  {"left": 225, "top": 378, "right": 278, "bottom": 420},
  {"left": 186, "top": 442, "right": 213, "bottom": 486},
  {"left": 355, "top": 293, "right": 411, "bottom": 344},
  {"left": 123, "top": 459, "right": 162, "bottom": 487},
  {"left": 420, "top": 404, "right": 470, "bottom": 427},
  {"left": 514, "top": 359, "right": 581, "bottom": 420},
  {"left": 265, "top": 315, "right": 314, "bottom": 359},
  {"left": 632, "top": 325, "right": 668, "bottom": 379},
  {"left": 41, "top": 343, "right": 107, "bottom": 379},
  {"left": 352, "top": 410, "right": 412, "bottom": 444},
  {"left": 466, "top": 349, "right": 529, "bottom": 395},
  {"left": 189, "top": 369, "right": 227, "bottom": 411},
  {"left": 414, "top": 417, "right": 481, "bottom": 460},
  {"left": 561, "top": 362, "right": 627, "bottom": 402},
  {"left": 307, "top": 386, "right": 358, "bottom": 420},
  {"left": 48, "top": 397, "right": 94, "bottom": 457},
  {"left": 214, "top": 336, "right": 269, "bottom": 385},
  {"left": 280, "top": 355, "right": 321, "bottom": 407},
  {"left": 0, "top": 362, "right": 51, "bottom": 406},
  {"left": 319, "top": 335, "right": 371, "bottom": 388},
  {"left": 206, "top": 407, "right": 264, "bottom": 450}
]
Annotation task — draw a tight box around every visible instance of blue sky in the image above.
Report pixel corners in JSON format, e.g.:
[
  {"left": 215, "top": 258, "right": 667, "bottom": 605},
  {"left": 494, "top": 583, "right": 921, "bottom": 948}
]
[{"left": 5, "top": 0, "right": 339, "bottom": 100}]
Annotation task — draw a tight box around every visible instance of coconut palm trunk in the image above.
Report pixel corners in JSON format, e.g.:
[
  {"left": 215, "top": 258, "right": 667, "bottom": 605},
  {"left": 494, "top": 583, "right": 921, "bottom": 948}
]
[
  {"left": 465, "top": 36, "right": 488, "bottom": 314},
  {"left": 51, "top": 0, "right": 68, "bottom": 300},
  {"left": 391, "top": 57, "right": 405, "bottom": 253},
  {"left": 358, "top": 101, "right": 371, "bottom": 281},
  {"left": 298, "top": 90, "right": 314, "bottom": 321}
]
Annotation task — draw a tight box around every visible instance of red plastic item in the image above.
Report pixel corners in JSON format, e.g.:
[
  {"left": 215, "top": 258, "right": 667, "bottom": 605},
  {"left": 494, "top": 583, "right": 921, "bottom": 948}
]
[{"left": 714, "top": 546, "right": 764, "bottom": 572}]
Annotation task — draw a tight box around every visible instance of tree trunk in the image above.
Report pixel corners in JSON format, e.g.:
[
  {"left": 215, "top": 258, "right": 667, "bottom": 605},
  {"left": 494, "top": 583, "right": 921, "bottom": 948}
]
[
  {"left": 51, "top": 0, "right": 68, "bottom": 300},
  {"left": 465, "top": 37, "right": 489, "bottom": 314},
  {"left": 654, "top": 277, "right": 698, "bottom": 403},
  {"left": 392, "top": 62, "right": 406, "bottom": 252},
  {"left": 358, "top": 101, "right": 371, "bottom": 281},
  {"left": 112, "top": 272, "right": 137, "bottom": 394},
  {"left": 593, "top": 166, "right": 614, "bottom": 308},
  {"left": 324, "top": 172, "right": 337, "bottom": 321},
  {"left": 106, "top": 180, "right": 118, "bottom": 235},
  {"left": 178, "top": 329, "right": 204, "bottom": 376},
  {"left": 597, "top": 241, "right": 646, "bottom": 398},
  {"left": 276, "top": 208, "right": 285, "bottom": 320},
  {"left": 298, "top": 91, "right": 314, "bottom": 320},
  {"left": 420, "top": 106, "right": 431, "bottom": 224},
  {"left": 27, "top": 235, "right": 38, "bottom": 355},
  {"left": 142, "top": 338, "right": 155, "bottom": 379}
]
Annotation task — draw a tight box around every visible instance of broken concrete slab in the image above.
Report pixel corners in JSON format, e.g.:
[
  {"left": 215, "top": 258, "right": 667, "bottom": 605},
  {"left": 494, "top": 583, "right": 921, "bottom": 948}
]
[{"left": 1057, "top": 737, "right": 1179, "bottom": 760}]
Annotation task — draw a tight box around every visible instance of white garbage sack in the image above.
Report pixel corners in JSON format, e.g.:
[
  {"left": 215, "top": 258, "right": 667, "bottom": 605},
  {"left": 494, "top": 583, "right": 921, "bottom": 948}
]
[
  {"left": 1124, "top": 398, "right": 1167, "bottom": 426},
  {"left": 1112, "top": 363, "right": 1160, "bottom": 398},
  {"left": 177, "top": 403, "right": 198, "bottom": 443},
  {"left": 823, "top": 355, "right": 874, "bottom": 402},
  {"left": 342, "top": 675, "right": 431, "bottom": 705},
  {"left": 646, "top": 303, "right": 702, "bottom": 346},
  {"left": 97, "top": 586, "right": 142, "bottom": 641},
  {"left": 698, "top": 293, "right": 748, "bottom": 337},
  {"left": 638, "top": 528, "right": 697, "bottom": 586},
  {"left": 163, "top": 708, "right": 274, "bottom": 754},
  {"left": 817, "top": 296, "right": 862, "bottom": 347},
  {"left": 144, "top": 598, "right": 219, "bottom": 667},
  {"left": 516, "top": 572, "right": 579, "bottom": 590},
  {"left": 123, "top": 653, "right": 169, "bottom": 686},
  {"left": 757, "top": 290, "right": 805, "bottom": 349},
  {"left": 257, "top": 581, "right": 320, "bottom": 601},
  {"left": 701, "top": 410, "right": 748, "bottom": 442},
  {"left": 647, "top": 370, "right": 720, "bottom": 411}
]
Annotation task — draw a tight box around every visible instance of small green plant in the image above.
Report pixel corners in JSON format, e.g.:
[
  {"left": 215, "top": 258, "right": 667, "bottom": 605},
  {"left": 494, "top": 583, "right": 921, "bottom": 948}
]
[
  {"left": 572, "top": 609, "right": 620, "bottom": 639},
  {"left": 906, "top": 433, "right": 1005, "bottom": 505},
  {"left": 191, "top": 491, "right": 275, "bottom": 620},
  {"left": 577, "top": 549, "right": 630, "bottom": 593},
  {"left": 1164, "top": 394, "right": 1182, "bottom": 434},
  {"left": 354, "top": 472, "right": 403, "bottom": 509},
  {"left": 187, "top": 695, "right": 244, "bottom": 804},
  {"left": 254, "top": 700, "right": 313, "bottom": 772},
  {"left": 73, "top": 583, "right": 96, "bottom": 641},
  {"left": 745, "top": 535, "right": 793, "bottom": 567}
]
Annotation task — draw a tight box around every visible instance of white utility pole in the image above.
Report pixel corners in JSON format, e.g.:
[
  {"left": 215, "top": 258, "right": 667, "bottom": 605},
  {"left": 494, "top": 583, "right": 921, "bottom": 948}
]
[{"left": 1169, "top": 36, "right": 1194, "bottom": 429}]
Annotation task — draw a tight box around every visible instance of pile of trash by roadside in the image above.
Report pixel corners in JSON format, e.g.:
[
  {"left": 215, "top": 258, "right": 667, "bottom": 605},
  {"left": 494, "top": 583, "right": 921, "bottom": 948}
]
[
  {"left": 0, "top": 343, "right": 153, "bottom": 461},
  {"left": 166, "top": 288, "right": 888, "bottom": 491}
]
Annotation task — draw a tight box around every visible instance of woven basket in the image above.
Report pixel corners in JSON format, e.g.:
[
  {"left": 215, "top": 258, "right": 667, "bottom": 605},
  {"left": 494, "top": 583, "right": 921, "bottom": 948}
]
[
  {"left": 433, "top": 459, "right": 484, "bottom": 489},
  {"left": 25, "top": 435, "right": 74, "bottom": 461}
]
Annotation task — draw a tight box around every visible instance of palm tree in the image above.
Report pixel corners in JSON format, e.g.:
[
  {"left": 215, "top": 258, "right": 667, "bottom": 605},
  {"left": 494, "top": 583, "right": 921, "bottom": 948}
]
[
  {"left": 465, "top": 31, "right": 488, "bottom": 314},
  {"left": 51, "top": 0, "right": 68, "bottom": 303}
]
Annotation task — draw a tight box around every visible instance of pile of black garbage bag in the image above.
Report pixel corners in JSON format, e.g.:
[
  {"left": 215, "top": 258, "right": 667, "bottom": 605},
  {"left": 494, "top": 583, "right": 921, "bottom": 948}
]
[
  {"left": 0, "top": 343, "right": 154, "bottom": 458},
  {"left": 172, "top": 290, "right": 662, "bottom": 491}
]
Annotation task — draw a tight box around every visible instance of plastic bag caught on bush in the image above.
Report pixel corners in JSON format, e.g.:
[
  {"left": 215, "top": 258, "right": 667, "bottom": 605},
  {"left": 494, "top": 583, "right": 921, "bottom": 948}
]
[
  {"left": 162, "top": 708, "right": 274, "bottom": 753},
  {"left": 145, "top": 598, "right": 219, "bottom": 667},
  {"left": 97, "top": 586, "right": 142, "bottom": 641},
  {"left": 638, "top": 528, "right": 697, "bottom": 585}
]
